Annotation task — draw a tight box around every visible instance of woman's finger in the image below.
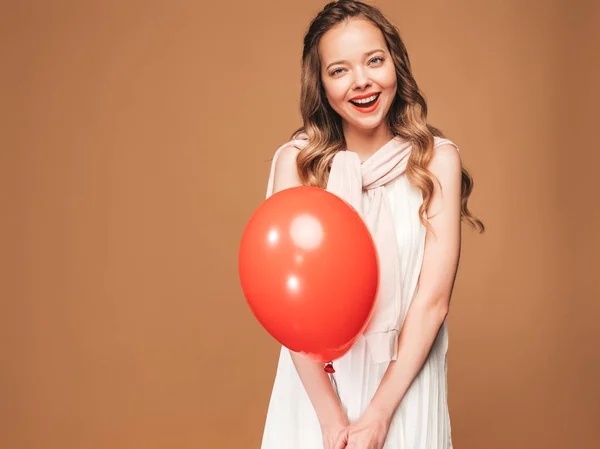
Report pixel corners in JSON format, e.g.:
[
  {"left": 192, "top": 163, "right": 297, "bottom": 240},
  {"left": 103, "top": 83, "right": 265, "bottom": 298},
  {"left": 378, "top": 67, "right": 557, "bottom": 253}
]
[{"left": 333, "top": 428, "right": 349, "bottom": 449}]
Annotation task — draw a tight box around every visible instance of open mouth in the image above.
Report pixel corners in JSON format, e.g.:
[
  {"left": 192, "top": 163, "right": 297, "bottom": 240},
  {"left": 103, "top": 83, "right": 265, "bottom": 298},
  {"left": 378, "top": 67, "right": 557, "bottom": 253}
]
[{"left": 349, "top": 93, "right": 380, "bottom": 108}]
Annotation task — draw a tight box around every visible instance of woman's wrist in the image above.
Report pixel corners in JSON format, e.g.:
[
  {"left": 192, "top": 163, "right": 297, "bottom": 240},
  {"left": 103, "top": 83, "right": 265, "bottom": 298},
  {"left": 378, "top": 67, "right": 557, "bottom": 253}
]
[
  {"left": 288, "top": 351, "right": 348, "bottom": 431},
  {"left": 363, "top": 398, "right": 396, "bottom": 424},
  {"left": 318, "top": 405, "right": 349, "bottom": 431}
]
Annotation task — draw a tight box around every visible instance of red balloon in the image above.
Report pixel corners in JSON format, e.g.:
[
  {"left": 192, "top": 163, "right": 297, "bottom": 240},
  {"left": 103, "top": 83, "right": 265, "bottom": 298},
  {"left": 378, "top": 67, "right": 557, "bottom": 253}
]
[{"left": 239, "top": 186, "right": 379, "bottom": 362}]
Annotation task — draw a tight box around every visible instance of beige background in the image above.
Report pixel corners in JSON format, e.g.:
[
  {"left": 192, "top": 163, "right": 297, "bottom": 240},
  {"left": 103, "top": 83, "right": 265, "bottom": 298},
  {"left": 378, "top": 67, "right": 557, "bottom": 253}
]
[{"left": 1, "top": 0, "right": 599, "bottom": 448}]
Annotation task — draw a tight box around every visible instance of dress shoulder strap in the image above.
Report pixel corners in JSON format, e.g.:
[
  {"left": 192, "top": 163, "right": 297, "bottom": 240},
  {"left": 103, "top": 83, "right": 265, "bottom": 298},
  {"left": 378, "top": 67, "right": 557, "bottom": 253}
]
[{"left": 433, "top": 136, "right": 460, "bottom": 152}]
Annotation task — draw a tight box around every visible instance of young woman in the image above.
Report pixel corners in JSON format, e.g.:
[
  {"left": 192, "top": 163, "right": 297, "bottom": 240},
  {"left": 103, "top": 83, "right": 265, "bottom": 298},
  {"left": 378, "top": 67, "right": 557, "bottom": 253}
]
[{"left": 261, "top": 1, "right": 484, "bottom": 448}]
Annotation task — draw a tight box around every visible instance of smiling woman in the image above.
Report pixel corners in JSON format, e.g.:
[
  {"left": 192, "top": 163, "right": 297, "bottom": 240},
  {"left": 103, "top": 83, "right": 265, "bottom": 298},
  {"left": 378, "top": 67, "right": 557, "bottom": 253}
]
[
  {"left": 259, "top": 1, "right": 484, "bottom": 449},
  {"left": 319, "top": 24, "right": 398, "bottom": 150}
]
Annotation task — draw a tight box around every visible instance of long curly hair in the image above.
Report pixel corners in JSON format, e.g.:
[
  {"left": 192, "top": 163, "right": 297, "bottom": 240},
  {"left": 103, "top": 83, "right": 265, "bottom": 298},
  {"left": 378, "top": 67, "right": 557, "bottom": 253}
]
[{"left": 289, "top": 0, "right": 484, "bottom": 233}]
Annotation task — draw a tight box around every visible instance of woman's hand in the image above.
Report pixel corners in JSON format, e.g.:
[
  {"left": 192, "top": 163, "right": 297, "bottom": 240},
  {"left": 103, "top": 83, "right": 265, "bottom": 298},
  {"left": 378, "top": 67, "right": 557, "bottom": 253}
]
[
  {"left": 322, "top": 416, "right": 350, "bottom": 449},
  {"left": 345, "top": 407, "right": 392, "bottom": 449}
]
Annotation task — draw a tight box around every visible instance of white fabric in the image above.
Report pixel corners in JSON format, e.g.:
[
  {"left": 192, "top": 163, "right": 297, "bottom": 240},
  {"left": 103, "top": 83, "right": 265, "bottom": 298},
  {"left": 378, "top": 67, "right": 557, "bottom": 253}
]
[{"left": 261, "top": 136, "right": 458, "bottom": 449}]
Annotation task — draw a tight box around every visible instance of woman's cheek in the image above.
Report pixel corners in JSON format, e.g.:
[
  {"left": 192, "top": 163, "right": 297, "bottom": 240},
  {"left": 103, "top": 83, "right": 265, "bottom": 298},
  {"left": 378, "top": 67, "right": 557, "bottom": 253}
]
[{"left": 325, "top": 90, "right": 345, "bottom": 115}]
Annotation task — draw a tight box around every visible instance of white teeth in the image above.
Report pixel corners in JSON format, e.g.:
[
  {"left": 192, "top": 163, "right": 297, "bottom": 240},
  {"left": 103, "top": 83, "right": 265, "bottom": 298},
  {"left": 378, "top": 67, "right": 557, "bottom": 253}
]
[{"left": 351, "top": 94, "right": 378, "bottom": 104}]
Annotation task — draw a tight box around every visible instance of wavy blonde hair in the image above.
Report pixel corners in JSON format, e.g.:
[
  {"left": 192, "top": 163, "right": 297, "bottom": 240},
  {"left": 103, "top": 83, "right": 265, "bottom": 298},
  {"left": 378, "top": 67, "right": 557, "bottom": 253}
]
[{"left": 289, "top": 0, "right": 484, "bottom": 233}]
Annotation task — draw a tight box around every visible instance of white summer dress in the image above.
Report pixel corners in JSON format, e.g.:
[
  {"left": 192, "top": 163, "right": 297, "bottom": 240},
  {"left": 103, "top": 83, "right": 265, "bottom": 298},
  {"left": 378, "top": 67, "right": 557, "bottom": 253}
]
[{"left": 260, "top": 137, "right": 458, "bottom": 449}]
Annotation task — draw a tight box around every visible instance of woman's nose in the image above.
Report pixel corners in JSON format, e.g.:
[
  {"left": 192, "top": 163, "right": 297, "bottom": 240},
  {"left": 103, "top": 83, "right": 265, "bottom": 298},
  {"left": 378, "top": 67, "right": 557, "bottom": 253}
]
[{"left": 352, "top": 70, "right": 372, "bottom": 90}]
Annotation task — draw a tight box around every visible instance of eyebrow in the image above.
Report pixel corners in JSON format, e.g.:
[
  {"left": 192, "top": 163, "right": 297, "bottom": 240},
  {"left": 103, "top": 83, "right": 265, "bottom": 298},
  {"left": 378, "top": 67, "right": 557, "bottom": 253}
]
[{"left": 326, "top": 49, "right": 385, "bottom": 70}]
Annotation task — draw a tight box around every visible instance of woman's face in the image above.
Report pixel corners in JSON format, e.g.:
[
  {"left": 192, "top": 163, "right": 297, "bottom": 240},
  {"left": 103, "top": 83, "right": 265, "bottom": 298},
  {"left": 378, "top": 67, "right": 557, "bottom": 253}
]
[{"left": 319, "top": 18, "right": 397, "bottom": 133}]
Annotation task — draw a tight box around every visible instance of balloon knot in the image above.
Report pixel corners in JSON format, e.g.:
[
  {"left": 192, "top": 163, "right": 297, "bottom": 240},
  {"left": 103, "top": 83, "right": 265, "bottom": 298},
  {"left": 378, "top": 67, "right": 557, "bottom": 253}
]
[{"left": 324, "top": 362, "right": 335, "bottom": 374}]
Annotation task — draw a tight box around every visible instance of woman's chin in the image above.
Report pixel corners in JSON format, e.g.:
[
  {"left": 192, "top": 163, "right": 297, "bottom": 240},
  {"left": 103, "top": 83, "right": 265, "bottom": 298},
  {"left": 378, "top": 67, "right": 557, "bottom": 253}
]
[
  {"left": 345, "top": 116, "right": 385, "bottom": 131},
  {"left": 342, "top": 107, "right": 390, "bottom": 130}
]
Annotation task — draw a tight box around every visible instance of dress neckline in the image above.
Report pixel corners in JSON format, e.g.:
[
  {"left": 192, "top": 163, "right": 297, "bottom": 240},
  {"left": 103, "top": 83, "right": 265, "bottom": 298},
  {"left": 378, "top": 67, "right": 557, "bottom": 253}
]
[{"left": 348, "top": 135, "right": 403, "bottom": 165}]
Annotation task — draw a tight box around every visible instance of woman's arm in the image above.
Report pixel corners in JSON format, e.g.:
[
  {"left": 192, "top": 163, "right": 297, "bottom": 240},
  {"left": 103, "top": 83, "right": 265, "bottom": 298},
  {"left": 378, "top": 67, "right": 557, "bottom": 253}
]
[
  {"left": 371, "top": 144, "right": 462, "bottom": 416},
  {"left": 270, "top": 145, "right": 349, "bottom": 440},
  {"left": 347, "top": 144, "right": 463, "bottom": 447}
]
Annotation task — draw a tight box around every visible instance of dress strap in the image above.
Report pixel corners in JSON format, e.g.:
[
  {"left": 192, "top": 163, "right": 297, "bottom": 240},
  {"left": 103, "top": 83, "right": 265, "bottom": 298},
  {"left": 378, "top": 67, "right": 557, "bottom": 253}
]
[{"left": 433, "top": 137, "right": 460, "bottom": 152}]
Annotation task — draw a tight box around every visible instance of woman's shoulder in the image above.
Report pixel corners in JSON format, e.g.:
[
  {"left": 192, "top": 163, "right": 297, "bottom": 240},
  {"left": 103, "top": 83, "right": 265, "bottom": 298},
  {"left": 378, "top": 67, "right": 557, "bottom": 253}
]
[
  {"left": 271, "top": 132, "right": 310, "bottom": 170},
  {"left": 433, "top": 136, "right": 460, "bottom": 152},
  {"left": 431, "top": 136, "right": 462, "bottom": 170},
  {"left": 269, "top": 134, "right": 309, "bottom": 194},
  {"left": 429, "top": 137, "right": 462, "bottom": 186},
  {"left": 272, "top": 132, "right": 310, "bottom": 159}
]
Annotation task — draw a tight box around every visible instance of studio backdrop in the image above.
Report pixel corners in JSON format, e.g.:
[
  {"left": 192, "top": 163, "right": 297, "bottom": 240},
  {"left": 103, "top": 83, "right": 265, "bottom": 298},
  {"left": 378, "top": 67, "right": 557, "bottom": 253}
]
[{"left": 1, "top": 1, "right": 598, "bottom": 448}]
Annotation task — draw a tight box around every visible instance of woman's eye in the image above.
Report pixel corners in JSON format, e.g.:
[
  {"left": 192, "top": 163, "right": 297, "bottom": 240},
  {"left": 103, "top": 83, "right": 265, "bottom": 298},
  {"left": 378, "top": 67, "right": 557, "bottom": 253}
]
[{"left": 330, "top": 57, "right": 383, "bottom": 76}]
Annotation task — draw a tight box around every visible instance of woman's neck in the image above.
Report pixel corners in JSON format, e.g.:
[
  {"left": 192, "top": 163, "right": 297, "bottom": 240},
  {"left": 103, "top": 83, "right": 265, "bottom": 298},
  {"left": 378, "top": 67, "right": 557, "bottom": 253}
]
[{"left": 342, "top": 124, "right": 395, "bottom": 162}]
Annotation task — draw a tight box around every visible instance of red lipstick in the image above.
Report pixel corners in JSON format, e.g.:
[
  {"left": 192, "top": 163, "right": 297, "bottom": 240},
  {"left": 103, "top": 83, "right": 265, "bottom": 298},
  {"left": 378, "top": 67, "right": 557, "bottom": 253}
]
[
  {"left": 349, "top": 92, "right": 381, "bottom": 114},
  {"left": 349, "top": 92, "right": 380, "bottom": 100}
]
